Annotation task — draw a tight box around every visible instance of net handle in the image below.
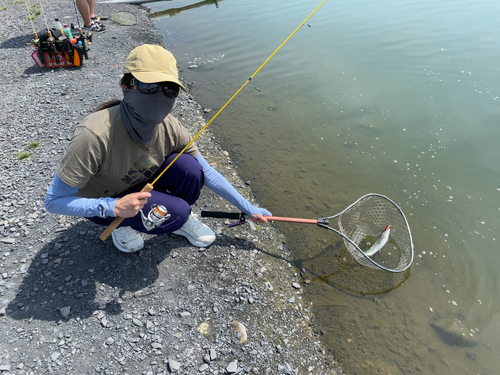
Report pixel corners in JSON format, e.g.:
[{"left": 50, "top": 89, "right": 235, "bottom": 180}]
[
  {"left": 201, "top": 193, "right": 414, "bottom": 273},
  {"left": 201, "top": 211, "right": 319, "bottom": 225}
]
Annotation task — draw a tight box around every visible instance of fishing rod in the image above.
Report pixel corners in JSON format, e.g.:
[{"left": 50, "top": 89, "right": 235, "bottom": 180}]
[{"left": 99, "top": 0, "right": 327, "bottom": 241}]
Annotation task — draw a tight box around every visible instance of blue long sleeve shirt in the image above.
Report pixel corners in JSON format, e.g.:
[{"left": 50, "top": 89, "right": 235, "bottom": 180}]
[{"left": 44, "top": 154, "right": 271, "bottom": 217}]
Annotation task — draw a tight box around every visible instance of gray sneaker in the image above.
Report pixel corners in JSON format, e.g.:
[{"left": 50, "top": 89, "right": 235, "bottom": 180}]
[
  {"left": 173, "top": 213, "right": 216, "bottom": 247},
  {"left": 111, "top": 226, "right": 144, "bottom": 253}
]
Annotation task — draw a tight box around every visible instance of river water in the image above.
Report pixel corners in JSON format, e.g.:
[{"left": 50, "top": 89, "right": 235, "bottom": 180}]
[{"left": 148, "top": 0, "right": 500, "bottom": 373}]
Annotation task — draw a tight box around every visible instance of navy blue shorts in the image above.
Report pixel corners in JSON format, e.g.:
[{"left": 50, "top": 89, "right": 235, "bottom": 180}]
[{"left": 89, "top": 153, "right": 204, "bottom": 234}]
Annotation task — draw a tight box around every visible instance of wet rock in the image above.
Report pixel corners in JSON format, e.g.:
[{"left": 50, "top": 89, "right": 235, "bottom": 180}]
[
  {"left": 111, "top": 11, "right": 137, "bottom": 25},
  {"left": 265, "top": 281, "right": 274, "bottom": 291}
]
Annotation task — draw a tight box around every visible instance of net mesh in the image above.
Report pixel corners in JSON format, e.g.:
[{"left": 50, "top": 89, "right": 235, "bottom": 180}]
[{"left": 337, "top": 194, "right": 413, "bottom": 272}]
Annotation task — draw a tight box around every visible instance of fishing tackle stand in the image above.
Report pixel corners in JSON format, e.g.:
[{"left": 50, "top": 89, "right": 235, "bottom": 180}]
[{"left": 32, "top": 27, "right": 91, "bottom": 68}]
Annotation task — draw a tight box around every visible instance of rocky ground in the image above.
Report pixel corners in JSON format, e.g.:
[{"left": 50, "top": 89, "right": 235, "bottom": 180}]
[{"left": 0, "top": 1, "right": 341, "bottom": 374}]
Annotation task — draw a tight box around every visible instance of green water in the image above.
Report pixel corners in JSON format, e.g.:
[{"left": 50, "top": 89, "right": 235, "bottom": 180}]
[{"left": 149, "top": 0, "right": 500, "bottom": 373}]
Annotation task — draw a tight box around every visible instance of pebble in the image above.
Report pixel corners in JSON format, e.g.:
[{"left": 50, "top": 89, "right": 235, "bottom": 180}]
[
  {"left": 59, "top": 306, "right": 71, "bottom": 318},
  {"left": 265, "top": 281, "right": 274, "bottom": 291},
  {"left": 226, "top": 360, "right": 238, "bottom": 373},
  {"left": 168, "top": 359, "right": 181, "bottom": 373},
  {"left": 292, "top": 282, "right": 301, "bottom": 289},
  {"left": 199, "top": 363, "right": 209, "bottom": 372},
  {"left": 133, "top": 318, "right": 144, "bottom": 327},
  {"left": 209, "top": 348, "right": 217, "bottom": 360}
]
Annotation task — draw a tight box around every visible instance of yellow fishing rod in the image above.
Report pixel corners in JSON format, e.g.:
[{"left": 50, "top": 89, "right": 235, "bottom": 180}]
[{"left": 100, "top": 0, "right": 327, "bottom": 241}]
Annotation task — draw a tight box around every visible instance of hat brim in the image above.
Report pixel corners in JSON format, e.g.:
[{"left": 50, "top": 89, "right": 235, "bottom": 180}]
[{"left": 131, "top": 71, "right": 187, "bottom": 92}]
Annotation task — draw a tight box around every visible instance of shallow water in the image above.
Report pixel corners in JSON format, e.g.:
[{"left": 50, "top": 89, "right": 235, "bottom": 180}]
[{"left": 150, "top": 0, "right": 500, "bottom": 373}]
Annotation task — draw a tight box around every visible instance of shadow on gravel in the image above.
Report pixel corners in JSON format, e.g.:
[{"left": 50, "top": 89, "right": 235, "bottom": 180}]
[
  {"left": 23, "top": 64, "right": 51, "bottom": 76},
  {"left": 6, "top": 220, "right": 181, "bottom": 322},
  {"left": 22, "top": 63, "right": 83, "bottom": 76},
  {"left": 0, "top": 33, "right": 34, "bottom": 49}
]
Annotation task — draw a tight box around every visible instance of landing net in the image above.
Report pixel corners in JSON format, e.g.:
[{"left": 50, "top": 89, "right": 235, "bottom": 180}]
[{"left": 335, "top": 194, "right": 413, "bottom": 273}]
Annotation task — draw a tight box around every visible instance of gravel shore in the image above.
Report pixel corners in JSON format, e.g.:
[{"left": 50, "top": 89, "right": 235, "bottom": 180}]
[{"left": 0, "top": 1, "right": 341, "bottom": 374}]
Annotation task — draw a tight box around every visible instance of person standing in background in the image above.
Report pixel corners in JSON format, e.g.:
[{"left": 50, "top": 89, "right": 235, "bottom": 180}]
[{"left": 75, "top": 0, "right": 106, "bottom": 32}]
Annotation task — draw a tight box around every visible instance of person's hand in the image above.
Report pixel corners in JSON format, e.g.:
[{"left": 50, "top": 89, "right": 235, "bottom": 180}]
[
  {"left": 114, "top": 192, "right": 151, "bottom": 218},
  {"left": 249, "top": 214, "right": 269, "bottom": 223}
]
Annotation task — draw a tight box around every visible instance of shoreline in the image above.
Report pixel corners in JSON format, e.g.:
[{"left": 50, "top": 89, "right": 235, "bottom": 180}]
[{"left": 0, "top": 1, "right": 341, "bottom": 374}]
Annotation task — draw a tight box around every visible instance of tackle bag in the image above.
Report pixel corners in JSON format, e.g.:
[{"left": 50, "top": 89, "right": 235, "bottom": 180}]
[{"left": 32, "top": 28, "right": 86, "bottom": 68}]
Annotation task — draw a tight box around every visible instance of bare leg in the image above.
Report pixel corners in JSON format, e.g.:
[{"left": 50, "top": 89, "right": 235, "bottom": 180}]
[
  {"left": 87, "top": 0, "right": 96, "bottom": 19},
  {"left": 75, "top": 0, "right": 92, "bottom": 26}
]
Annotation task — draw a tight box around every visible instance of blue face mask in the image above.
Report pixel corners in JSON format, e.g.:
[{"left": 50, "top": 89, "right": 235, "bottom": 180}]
[{"left": 120, "top": 88, "right": 175, "bottom": 144}]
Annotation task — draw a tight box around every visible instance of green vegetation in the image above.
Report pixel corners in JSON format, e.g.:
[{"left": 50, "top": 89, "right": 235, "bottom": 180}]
[
  {"left": 17, "top": 152, "right": 31, "bottom": 160},
  {"left": 25, "top": 4, "right": 40, "bottom": 20},
  {"left": 28, "top": 141, "right": 40, "bottom": 149}
]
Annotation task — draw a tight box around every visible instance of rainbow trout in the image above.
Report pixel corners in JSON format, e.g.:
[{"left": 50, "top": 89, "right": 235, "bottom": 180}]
[{"left": 364, "top": 225, "right": 391, "bottom": 257}]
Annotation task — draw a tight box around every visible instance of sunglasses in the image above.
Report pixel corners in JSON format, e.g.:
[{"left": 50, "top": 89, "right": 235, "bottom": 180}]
[{"left": 129, "top": 78, "right": 180, "bottom": 99}]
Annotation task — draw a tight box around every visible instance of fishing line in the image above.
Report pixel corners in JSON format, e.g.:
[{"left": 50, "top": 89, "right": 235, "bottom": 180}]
[
  {"left": 24, "top": 0, "right": 37, "bottom": 35},
  {"left": 252, "top": 17, "right": 309, "bottom": 96},
  {"left": 99, "top": 0, "right": 328, "bottom": 241},
  {"left": 72, "top": 0, "right": 82, "bottom": 29},
  {"left": 36, "top": 0, "right": 50, "bottom": 34}
]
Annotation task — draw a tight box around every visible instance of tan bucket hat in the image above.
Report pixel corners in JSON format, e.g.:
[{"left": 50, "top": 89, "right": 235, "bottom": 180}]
[{"left": 123, "top": 44, "right": 186, "bottom": 92}]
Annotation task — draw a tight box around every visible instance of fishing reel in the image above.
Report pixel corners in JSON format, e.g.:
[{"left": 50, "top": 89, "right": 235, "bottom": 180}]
[{"left": 140, "top": 204, "right": 170, "bottom": 231}]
